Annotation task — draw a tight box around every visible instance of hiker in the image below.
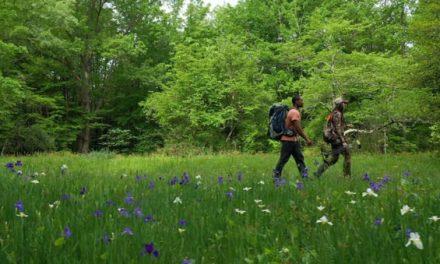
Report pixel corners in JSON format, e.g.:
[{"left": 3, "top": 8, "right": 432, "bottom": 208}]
[
  {"left": 273, "top": 94, "right": 313, "bottom": 180},
  {"left": 316, "top": 97, "right": 351, "bottom": 178}
]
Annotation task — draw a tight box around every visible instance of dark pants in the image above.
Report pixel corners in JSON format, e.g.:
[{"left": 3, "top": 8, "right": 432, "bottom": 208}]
[
  {"left": 317, "top": 143, "right": 351, "bottom": 177},
  {"left": 273, "top": 141, "right": 306, "bottom": 178}
]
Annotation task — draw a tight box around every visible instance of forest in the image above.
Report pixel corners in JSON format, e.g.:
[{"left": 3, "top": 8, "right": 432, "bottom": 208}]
[{"left": 1, "top": 0, "right": 439, "bottom": 154}]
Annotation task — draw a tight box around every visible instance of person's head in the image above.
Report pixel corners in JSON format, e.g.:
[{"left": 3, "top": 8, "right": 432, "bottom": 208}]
[
  {"left": 292, "top": 94, "right": 304, "bottom": 108},
  {"left": 334, "top": 97, "right": 349, "bottom": 111}
]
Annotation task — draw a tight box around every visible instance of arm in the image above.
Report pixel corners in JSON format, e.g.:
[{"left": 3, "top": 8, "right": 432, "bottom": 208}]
[
  {"left": 292, "top": 120, "right": 312, "bottom": 145},
  {"left": 332, "top": 112, "right": 346, "bottom": 144}
]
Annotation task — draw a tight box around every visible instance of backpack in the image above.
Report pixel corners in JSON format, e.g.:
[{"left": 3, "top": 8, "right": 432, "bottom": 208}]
[{"left": 268, "top": 104, "right": 296, "bottom": 140}]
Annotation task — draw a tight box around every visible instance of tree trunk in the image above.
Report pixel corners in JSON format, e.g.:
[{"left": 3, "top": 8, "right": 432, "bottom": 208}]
[{"left": 78, "top": 42, "right": 92, "bottom": 153}]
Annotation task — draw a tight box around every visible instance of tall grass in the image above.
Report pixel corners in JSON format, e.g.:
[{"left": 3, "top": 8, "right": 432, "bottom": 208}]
[{"left": 1, "top": 152, "right": 439, "bottom": 263}]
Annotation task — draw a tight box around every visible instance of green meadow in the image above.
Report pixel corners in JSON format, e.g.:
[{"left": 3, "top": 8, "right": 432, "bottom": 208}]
[{"left": 1, "top": 152, "right": 439, "bottom": 263}]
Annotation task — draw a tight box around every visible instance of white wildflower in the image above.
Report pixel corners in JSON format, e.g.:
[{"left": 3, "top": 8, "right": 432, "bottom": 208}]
[
  {"left": 243, "top": 187, "right": 252, "bottom": 191},
  {"left": 195, "top": 175, "right": 202, "bottom": 180},
  {"left": 254, "top": 199, "right": 263, "bottom": 204},
  {"left": 258, "top": 181, "right": 265, "bottom": 185},
  {"left": 405, "top": 232, "right": 423, "bottom": 250},
  {"left": 316, "top": 215, "right": 333, "bottom": 225},
  {"left": 400, "top": 205, "right": 414, "bottom": 215},
  {"left": 317, "top": 205, "right": 325, "bottom": 211},
  {"left": 173, "top": 197, "right": 182, "bottom": 204},
  {"left": 428, "top": 216, "right": 440, "bottom": 222},
  {"left": 362, "top": 188, "right": 378, "bottom": 197},
  {"left": 49, "top": 201, "right": 60, "bottom": 209},
  {"left": 350, "top": 200, "right": 357, "bottom": 204},
  {"left": 261, "top": 209, "right": 271, "bottom": 214},
  {"left": 30, "top": 180, "right": 39, "bottom": 184},
  {"left": 16, "top": 212, "right": 28, "bottom": 218},
  {"left": 235, "top": 208, "right": 246, "bottom": 214},
  {"left": 345, "top": 191, "right": 356, "bottom": 195}
]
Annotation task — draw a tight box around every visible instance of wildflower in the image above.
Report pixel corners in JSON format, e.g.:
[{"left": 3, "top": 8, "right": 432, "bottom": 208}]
[
  {"left": 134, "top": 207, "right": 143, "bottom": 218},
  {"left": 400, "top": 205, "right": 414, "bottom": 215},
  {"left": 40, "top": 172, "right": 46, "bottom": 176},
  {"left": 429, "top": 216, "right": 440, "bottom": 222},
  {"left": 317, "top": 205, "right": 325, "bottom": 211},
  {"left": 382, "top": 175, "right": 391, "bottom": 183},
  {"left": 254, "top": 199, "right": 262, "bottom": 204},
  {"left": 124, "top": 193, "right": 134, "bottom": 204},
  {"left": 143, "top": 243, "right": 159, "bottom": 257},
  {"left": 302, "top": 167, "right": 308, "bottom": 178},
  {"left": 195, "top": 175, "right": 202, "bottom": 180},
  {"left": 5, "top": 163, "right": 14, "bottom": 170},
  {"left": 350, "top": 200, "right": 357, "bottom": 204},
  {"left": 296, "top": 182, "right": 304, "bottom": 190},
  {"left": 237, "top": 172, "right": 243, "bottom": 181},
  {"left": 16, "top": 212, "right": 28, "bottom": 218},
  {"left": 94, "top": 210, "right": 103, "bottom": 217},
  {"left": 345, "top": 190, "right": 356, "bottom": 195},
  {"left": 64, "top": 226, "right": 72, "bottom": 238},
  {"left": 258, "top": 181, "right": 265, "bottom": 185},
  {"left": 79, "top": 187, "right": 87, "bottom": 196},
  {"left": 316, "top": 216, "right": 333, "bottom": 225},
  {"left": 49, "top": 201, "right": 60, "bottom": 209},
  {"left": 403, "top": 171, "right": 411, "bottom": 177},
  {"left": 15, "top": 160, "right": 23, "bottom": 166},
  {"left": 60, "top": 164, "right": 68, "bottom": 174},
  {"left": 170, "top": 176, "right": 178, "bottom": 185},
  {"left": 362, "top": 188, "right": 378, "bottom": 197},
  {"left": 32, "top": 172, "right": 38, "bottom": 178},
  {"left": 173, "top": 197, "right": 182, "bottom": 204},
  {"left": 374, "top": 217, "right": 384, "bottom": 225},
  {"left": 178, "top": 219, "right": 188, "bottom": 226},
  {"left": 117, "top": 208, "right": 129, "bottom": 217},
  {"left": 261, "top": 209, "right": 271, "bottom": 214},
  {"left": 144, "top": 215, "right": 154, "bottom": 223},
  {"left": 218, "top": 176, "right": 224, "bottom": 184},
  {"left": 105, "top": 200, "right": 116, "bottom": 206},
  {"left": 243, "top": 187, "right": 252, "bottom": 191},
  {"left": 16, "top": 170, "right": 23, "bottom": 176},
  {"left": 363, "top": 173, "right": 370, "bottom": 182},
  {"left": 235, "top": 208, "right": 246, "bottom": 214},
  {"left": 122, "top": 227, "right": 134, "bottom": 236},
  {"left": 15, "top": 201, "right": 25, "bottom": 212},
  {"left": 369, "top": 182, "right": 382, "bottom": 193},
  {"left": 62, "top": 194, "right": 71, "bottom": 200},
  {"left": 405, "top": 232, "right": 423, "bottom": 250},
  {"left": 274, "top": 178, "right": 287, "bottom": 187},
  {"left": 30, "top": 180, "right": 39, "bottom": 184},
  {"left": 225, "top": 191, "right": 234, "bottom": 199},
  {"left": 149, "top": 181, "right": 155, "bottom": 189},
  {"left": 178, "top": 228, "right": 186, "bottom": 233},
  {"left": 258, "top": 204, "right": 266, "bottom": 208},
  {"left": 102, "top": 233, "right": 112, "bottom": 244},
  {"left": 180, "top": 172, "right": 190, "bottom": 185},
  {"left": 280, "top": 247, "right": 290, "bottom": 254},
  {"left": 182, "top": 257, "right": 192, "bottom": 264}
]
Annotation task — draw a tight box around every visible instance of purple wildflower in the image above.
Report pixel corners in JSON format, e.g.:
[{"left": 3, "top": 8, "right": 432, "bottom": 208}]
[
  {"left": 405, "top": 228, "right": 412, "bottom": 238},
  {"left": 382, "top": 175, "right": 391, "bottom": 183},
  {"left": 178, "top": 219, "right": 188, "bottom": 226},
  {"left": 363, "top": 173, "right": 370, "bottom": 182},
  {"left": 180, "top": 172, "right": 190, "bottom": 185},
  {"left": 274, "top": 178, "right": 287, "bottom": 187},
  {"left": 105, "top": 200, "right": 116, "bottom": 206},
  {"left": 124, "top": 193, "right": 134, "bottom": 204},
  {"left": 5, "top": 162, "right": 14, "bottom": 169},
  {"left": 15, "top": 160, "right": 22, "bottom": 166},
  {"left": 136, "top": 175, "right": 142, "bottom": 181},
  {"left": 218, "top": 176, "right": 224, "bottom": 184},
  {"left": 62, "top": 194, "right": 71, "bottom": 200},
  {"left": 134, "top": 207, "right": 144, "bottom": 218},
  {"left": 403, "top": 171, "right": 411, "bottom": 177},
  {"left": 225, "top": 191, "right": 234, "bottom": 199},
  {"left": 144, "top": 215, "right": 154, "bottom": 223},
  {"left": 79, "top": 187, "right": 87, "bottom": 195},
  {"left": 94, "top": 210, "right": 103, "bottom": 217},
  {"left": 237, "top": 172, "right": 243, "bottom": 181},
  {"left": 64, "top": 226, "right": 72, "bottom": 238},
  {"left": 183, "top": 258, "right": 192, "bottom": 264},
  {"left": 153, "top": 250, "right": 159, "bottom": 257},
  {"left": 144, "top": 243, "right": 155, "bottom": 254},
  {"left": 302, "top": 167, "right": 309, "bottom": 178},
  {"left": 118, "top": 208, "right": 129, "bottom": 217},
  {"left": 369, "top": 182, "right": 381, "bottom": 193},
  {"left": 170, "top": 176, "right": 178, "bottom": 186},
  {"left": 15, "top": 201, "right": 25, "bottom": 212},
  {"left": 102, "top": 233, "right": 112, "bottom": 244},
  {"left": 374, "top": 217, "right": 383, "bottom": 225},
  {"left": 149, "top": 181, "right": 155, "bottom": 189},
  {"left": 296, "top": 182, "right": 305, "bottom": 190},
  {"left": 122, "top": 227, "right": 134, "bottom": 236}
]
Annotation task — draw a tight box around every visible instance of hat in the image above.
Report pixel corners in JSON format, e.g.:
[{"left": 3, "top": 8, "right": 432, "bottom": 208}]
[{"left": 334, "top": 97, "right": 349, "bottom": 105}]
